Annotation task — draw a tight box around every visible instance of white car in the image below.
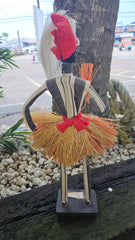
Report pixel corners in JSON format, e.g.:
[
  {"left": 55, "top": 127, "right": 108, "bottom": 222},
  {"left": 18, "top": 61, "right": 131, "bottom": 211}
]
[{"left": 23, "top": 46, "right": 37, "bottom": 54}]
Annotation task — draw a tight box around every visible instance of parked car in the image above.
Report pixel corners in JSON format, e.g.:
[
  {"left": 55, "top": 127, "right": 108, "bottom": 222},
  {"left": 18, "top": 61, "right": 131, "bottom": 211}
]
[
  {"left": 127, "top": 45, "right": 132, "bottom": 51},
  {"left": 23, "top": 46, "right": 37, "bottom": 54},
  {"left": 119, "top": 45, "right": 126, "bottom": 51}
]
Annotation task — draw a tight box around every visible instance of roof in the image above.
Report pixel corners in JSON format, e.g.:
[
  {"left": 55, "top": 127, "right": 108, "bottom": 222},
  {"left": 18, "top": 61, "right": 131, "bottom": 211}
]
[
  {"left": 115, "top": 32, "right": 134, "bottom": 38},
  {"left": 116, "top": 22, "right": 125, "bottom": 27},
  {"left": 116, "top": 21, "right": 135, "bottom": 27},
  {"left": 8, "top": 38, "right": 36, "bottom": 44},
  {"left": 129, "top": 21, "right": 135, "bottom": 25}
]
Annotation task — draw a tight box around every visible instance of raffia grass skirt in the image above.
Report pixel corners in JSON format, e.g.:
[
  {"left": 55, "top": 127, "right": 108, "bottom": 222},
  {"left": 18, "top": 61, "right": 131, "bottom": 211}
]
[{"left": 29, "top": 112, "right": 118, "bottom": 167}]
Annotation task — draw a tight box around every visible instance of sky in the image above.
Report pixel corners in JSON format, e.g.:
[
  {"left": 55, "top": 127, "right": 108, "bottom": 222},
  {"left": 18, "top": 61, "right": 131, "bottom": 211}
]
[
  {"left": 0, "top": 0, "right": 54, "bottom": 40},
  {"left": 117, "top": 0, "right": 135, "bottom": 25},
  {"left": 0, "top": 0, "right": 135, "bottom": 40}
]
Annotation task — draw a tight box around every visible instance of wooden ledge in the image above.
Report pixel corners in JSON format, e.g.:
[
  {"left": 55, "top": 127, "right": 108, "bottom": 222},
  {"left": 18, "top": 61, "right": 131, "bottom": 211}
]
[{"left": 0, "top": 158, "right": 135, "bottom": 240}]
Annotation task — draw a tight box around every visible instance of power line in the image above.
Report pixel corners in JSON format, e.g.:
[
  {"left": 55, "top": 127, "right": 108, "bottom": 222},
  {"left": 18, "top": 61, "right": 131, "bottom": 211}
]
[
  {"left": 0, "top": 1, "right": 53, "bottom": 10},
  {"left": 0, "top": 13, "right": 134, "bottom": 22},
  {"left": 0, "top": 1, "right": 34, "bottom": 10},
  {"left": 0, "top": 9, "right": 134, "bottom": 24},
  {"left": 119, "top": 12, "right": 135, "bottom": 13},
  {"left": 1, "top": 19, "right": 34, "bottom": 24},
  {"left": 0, "top": 14, "right": 49, "bottom": 24},
  {"left": 118, "top": 17, "right": 135, "bottom": 18},
  {"left": 121, "top": 1, "right": 135, "bottom": 2},
  {"left": 0, "top": 16, "right": 34, "bottom": 21}
]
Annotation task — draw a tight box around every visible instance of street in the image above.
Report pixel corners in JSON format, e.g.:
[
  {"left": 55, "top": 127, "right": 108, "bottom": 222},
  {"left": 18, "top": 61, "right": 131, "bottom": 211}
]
[
  {"left": 0, "top": 48, "right": 135, "bottom": 118},
  {"left": 110, "top": 47, "right": 135, "bottom": 101},
  {"left": 0, "top": 54, "right": 52, "bottom": 116}
]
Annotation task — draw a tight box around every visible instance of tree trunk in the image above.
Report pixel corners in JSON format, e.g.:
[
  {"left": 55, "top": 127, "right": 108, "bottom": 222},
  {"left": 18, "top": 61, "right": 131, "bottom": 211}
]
[{"left": 53, "top": 0, "right": 119, "bottom": 115}]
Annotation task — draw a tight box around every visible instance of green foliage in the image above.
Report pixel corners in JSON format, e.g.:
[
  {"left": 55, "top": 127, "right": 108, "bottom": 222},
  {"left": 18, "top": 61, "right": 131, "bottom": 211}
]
[
  {"left": 0, "top": 118, "right": 30, "bottom": 153},
  {"left": 0, "top": 37, "right": 18, "bottom": 70},
  {"left": 2, "top": 32, "right": 9, "bottom": 38},
  {"left": 0, "top": 86, "right": 4, "bottom": 98},
  {"left": 0, "top": 37, "right": 24, "bottom": 153},
  {"left": 0, "top": 36, "right": 18, "bottom": 96}
]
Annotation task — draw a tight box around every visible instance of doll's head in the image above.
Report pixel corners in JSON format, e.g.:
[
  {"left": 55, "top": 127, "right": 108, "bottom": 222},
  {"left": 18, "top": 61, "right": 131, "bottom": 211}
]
[
  {"left": 40, "top": 11, "right": 79, "bottom": 78},
  {"left": 50, "top": 12, "right": 78, "bottom": 63}
]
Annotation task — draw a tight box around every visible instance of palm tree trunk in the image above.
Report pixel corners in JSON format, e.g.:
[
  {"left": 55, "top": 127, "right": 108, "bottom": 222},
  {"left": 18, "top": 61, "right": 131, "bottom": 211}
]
[{"left": 53, "top": 0, "right": 119, "bottom": 115}]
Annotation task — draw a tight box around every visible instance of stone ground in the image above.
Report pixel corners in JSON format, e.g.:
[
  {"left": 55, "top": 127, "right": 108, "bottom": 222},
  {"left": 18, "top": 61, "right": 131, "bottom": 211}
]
[{"left": 0, "top": 120, "right": 135, "bottom": 199}]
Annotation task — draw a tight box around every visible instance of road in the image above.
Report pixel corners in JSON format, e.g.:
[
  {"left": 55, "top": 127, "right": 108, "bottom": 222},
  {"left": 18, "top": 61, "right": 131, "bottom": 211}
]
[
  {"left": 0, "top": 49, "right": 135, "bottom": 118},
  {"left": 110, "top": 47, "right": 135, "bottom": 101},
  {"left": 0, "top": 54, "right": 52, "bottom": 116}
]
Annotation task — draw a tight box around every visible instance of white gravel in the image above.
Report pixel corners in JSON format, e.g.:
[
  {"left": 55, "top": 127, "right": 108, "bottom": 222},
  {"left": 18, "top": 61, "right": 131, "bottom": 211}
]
[{"left": 0, "top": 123, "right": 135, "bottom": 199}]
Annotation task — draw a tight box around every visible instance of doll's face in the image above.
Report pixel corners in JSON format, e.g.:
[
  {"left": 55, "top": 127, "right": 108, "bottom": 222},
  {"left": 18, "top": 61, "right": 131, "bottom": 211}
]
[{"left": 61, "top": 51, "right": 76, "bottom": 63}]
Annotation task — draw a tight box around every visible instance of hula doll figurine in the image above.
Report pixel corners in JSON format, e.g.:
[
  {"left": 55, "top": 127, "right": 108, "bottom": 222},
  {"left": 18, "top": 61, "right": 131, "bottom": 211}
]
[{"left": 23, "top": 12, "right": 118, "bottom": 215}]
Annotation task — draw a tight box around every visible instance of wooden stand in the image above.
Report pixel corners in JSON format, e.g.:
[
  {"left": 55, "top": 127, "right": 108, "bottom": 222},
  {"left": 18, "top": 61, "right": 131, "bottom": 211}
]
[
  {"left": 56, "top": 189, "right": 98, "bottom": 217},
  {"left": 57, "top": 159, "right": 98, "bottom": 216}
]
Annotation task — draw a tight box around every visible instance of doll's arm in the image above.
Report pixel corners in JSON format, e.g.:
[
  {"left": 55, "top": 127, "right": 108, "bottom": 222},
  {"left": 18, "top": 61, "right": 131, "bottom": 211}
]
[
  {"left": 88, "top": 85, "right": 106, "bottom": 113},
  {"left": 23, "top": 82, "right": 47, "bottom": 131}
]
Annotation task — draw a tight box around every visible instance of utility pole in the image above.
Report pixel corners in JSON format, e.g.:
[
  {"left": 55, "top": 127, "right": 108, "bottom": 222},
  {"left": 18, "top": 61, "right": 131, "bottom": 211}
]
[
  {"left": 17, "top": 30, "right": 22, "bottom": 52},
  {"left": 33, "top": 5, "right": 44, "bottom": 61},
  {"left": 37, "top": 0, "right": 40, "bottom": 9}
]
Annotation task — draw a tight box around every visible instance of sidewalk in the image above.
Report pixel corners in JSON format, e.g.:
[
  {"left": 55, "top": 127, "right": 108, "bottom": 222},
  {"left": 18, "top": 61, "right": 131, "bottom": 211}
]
[{"left": 0, "top": 113, "right": 22, "bottom": 126}]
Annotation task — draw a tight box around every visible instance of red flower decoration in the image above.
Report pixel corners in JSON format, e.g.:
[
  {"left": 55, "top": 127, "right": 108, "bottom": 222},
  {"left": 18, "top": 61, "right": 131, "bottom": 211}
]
[{"left": 51, "top": 13, "right": 77, "bottom": 60}]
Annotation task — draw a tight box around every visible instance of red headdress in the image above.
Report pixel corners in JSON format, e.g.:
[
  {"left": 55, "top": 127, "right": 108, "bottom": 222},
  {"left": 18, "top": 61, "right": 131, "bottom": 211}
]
[{"left": 50, "top": 13, "right": 77, "bottom": 60}]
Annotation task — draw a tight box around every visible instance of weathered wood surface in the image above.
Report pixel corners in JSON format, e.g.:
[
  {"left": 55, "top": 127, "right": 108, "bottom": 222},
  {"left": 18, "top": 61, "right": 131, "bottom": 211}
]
[{"left": 0, "top": 158, "right": 135, "bottom": 240}]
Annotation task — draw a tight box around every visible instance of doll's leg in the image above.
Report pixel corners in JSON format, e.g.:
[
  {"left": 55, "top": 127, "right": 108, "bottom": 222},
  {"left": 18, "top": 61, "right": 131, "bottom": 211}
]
[
  {"left": 83, "top": 158, "right": 90, "bottom": 203},
  {"left": 61, "top": 164, "right": 67, "bottom": 204}
]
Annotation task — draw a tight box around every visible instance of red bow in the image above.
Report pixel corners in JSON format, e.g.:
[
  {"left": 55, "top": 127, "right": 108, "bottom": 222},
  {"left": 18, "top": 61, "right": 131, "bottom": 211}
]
[{"left": 56, "top": 112, "right": 89, "bottom": 133}]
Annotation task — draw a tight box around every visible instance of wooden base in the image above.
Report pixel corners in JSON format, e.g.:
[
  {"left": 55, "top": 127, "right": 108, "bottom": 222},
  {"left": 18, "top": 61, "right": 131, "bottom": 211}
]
[{"left": 56, "top": 189, "right": 98, "bottom": 217}]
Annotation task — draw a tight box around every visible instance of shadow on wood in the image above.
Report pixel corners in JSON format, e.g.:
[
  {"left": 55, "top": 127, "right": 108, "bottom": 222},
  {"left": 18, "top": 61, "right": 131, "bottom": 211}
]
[{"left": 0, "top": 158, "right": 135, "bottom": 240}]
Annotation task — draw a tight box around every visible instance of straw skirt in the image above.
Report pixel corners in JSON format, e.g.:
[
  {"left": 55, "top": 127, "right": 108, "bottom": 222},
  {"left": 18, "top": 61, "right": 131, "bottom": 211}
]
[{"left": 29, "top": 112, "right": 118, "bottom": 167}]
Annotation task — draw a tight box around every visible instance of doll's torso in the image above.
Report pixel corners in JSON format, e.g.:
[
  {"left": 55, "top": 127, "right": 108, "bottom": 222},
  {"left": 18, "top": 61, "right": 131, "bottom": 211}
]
[{"left": 46, "top": 74, "right": 90, "bottom": 118}]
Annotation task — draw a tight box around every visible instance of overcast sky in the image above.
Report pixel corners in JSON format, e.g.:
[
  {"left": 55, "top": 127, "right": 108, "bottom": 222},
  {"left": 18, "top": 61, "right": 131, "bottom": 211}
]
[
  {"left": 0, "top": 0, "right": 135, "bottom": 40},
  {"left": 0, "top": 0, "right": 54, "bottom": 40}
]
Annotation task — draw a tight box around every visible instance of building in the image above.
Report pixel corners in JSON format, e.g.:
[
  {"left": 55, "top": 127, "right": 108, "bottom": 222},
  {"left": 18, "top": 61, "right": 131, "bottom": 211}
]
[
  {"left": 115, "top": 22, "right": 135, "bottom": 47},
  {"left": 115, "top": 32, "right": 134, "bottom": 47},
  {"left": 8, "top": 37, "right": 37, "bottom": 52},
  {"left": 127, "top": 22, "right": 135, "bottom": 45},
  {"left": 115, "top": 23, "right": 125, "bottom": 34},
  {"left": 127, "top": 21, "right": 135, "bottom": 33}
]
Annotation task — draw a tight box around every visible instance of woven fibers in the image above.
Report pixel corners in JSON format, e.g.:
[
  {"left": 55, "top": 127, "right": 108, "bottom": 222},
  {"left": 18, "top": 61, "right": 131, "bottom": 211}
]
[{"left": 29, "top": 112, "right": 118, "bottom": 167}]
